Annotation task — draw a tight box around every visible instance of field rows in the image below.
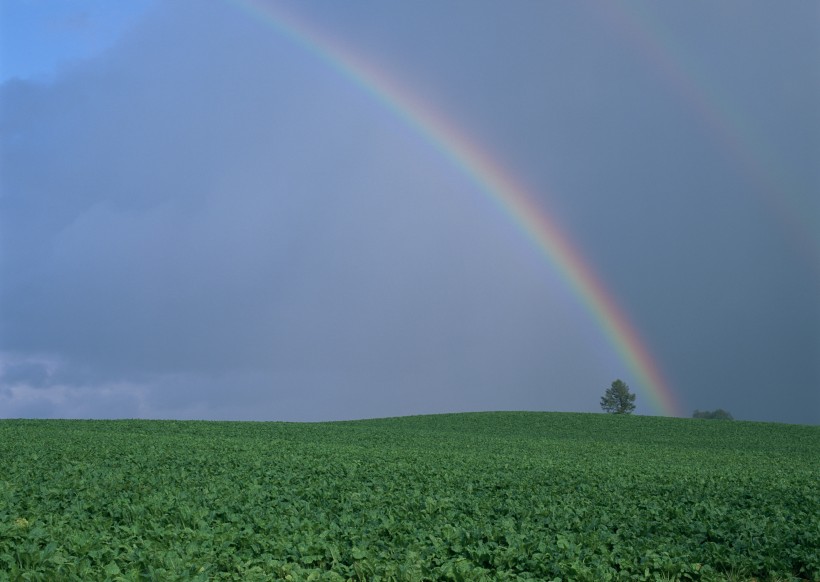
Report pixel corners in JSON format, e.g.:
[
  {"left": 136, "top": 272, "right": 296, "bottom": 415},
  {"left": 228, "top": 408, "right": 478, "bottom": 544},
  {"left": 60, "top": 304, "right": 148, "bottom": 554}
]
[{"left": 1, "top": 412, "right": 818, "bottom": 580}]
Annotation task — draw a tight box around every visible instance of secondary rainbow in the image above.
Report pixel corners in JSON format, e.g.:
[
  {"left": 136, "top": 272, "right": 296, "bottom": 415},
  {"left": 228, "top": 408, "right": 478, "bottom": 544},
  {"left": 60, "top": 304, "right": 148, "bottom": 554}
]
[
  {"left": 601, "top": 3, "right": 819, "bottom": 271},
  {"left": 231, "top": 0, "right": 682, "bottom": 417}
]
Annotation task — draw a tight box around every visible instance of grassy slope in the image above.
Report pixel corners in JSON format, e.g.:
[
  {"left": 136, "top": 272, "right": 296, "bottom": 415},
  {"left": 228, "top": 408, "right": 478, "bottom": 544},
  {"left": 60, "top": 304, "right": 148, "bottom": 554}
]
[{"left": 0, "top": 412, "right": 818, "bottom": 581}]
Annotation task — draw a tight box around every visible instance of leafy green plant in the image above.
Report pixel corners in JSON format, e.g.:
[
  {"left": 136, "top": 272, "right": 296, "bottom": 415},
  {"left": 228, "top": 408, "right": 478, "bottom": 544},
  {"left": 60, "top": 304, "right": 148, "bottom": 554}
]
[{"left": 0, "top": 413, "right": 817, "bottom": 580}]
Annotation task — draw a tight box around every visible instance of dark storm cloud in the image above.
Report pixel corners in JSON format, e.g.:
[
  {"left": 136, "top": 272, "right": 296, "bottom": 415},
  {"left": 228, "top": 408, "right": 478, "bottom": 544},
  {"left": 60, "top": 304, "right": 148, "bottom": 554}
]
[
  {"left": 1, "top": 1, "right": 623, "bottom": 420},
  {"left": 1, "top": 1, "right": 817, "bottom": 423}
]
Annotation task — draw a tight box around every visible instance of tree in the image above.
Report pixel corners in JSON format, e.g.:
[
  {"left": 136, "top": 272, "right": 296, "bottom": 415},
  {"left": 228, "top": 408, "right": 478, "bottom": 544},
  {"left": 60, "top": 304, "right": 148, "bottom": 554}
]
[
  {"left": 692, "top": 409, "right": 733, "bottom": 420},
  {"left": 600, "top": 379, "right": 636, "bottom": 414}
]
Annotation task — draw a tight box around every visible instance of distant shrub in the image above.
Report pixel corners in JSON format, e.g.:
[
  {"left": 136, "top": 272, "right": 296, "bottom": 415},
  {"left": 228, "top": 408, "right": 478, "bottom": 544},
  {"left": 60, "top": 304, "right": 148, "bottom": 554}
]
[{"left": 693, "top": 408, "right": 734, "bottom": 420}]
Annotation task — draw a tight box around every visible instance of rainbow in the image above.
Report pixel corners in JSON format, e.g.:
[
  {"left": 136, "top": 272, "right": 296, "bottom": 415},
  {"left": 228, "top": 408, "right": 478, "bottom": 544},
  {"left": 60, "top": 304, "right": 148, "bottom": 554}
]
[{"left": 230, "top": 0, "right": 682, "bottom": 417}]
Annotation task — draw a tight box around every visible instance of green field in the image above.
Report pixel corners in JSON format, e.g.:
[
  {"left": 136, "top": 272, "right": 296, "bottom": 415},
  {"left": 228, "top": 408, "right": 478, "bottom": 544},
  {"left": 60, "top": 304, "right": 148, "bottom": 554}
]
[{"left": 1, "top": 412, "right": 818, "bottom": 581}]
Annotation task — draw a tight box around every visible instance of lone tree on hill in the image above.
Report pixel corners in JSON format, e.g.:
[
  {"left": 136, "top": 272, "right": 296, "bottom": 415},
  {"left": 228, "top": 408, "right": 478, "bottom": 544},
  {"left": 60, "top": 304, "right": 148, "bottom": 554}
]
[{"left": 601, "top": 379, "right": 636, "bottom": 414}]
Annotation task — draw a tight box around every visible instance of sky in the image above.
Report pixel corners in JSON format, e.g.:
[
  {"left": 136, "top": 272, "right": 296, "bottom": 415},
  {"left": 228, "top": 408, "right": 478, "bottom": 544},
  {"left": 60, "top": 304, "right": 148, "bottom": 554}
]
[{"left": 0, "top": 1, "right": 817, "bottom": 424}]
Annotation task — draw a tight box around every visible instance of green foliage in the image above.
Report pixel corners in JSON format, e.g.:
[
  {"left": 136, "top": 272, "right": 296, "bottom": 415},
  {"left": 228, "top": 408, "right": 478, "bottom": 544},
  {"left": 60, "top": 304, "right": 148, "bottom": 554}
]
[
  {"left": 693, "top": 409, "right": 734, "bottom": 420},
  {"left": 0, "top": 413, "right": 818, "bottom": 581},
  {"left": 601, "top": 379, "right": 637, "bottom": 414}
]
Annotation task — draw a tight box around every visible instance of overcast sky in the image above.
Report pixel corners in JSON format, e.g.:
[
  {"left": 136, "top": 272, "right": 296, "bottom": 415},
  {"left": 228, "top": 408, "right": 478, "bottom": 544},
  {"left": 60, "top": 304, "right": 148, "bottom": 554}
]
[{"left": 1, "top": 1, "right": 817, "bottom": 424}]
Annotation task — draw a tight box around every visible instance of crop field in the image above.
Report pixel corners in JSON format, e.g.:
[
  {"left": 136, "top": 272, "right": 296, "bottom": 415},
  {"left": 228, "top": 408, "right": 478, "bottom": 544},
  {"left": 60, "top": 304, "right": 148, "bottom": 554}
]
[{"left": 0, "top": 412, "right": 818, "bottom": 581}]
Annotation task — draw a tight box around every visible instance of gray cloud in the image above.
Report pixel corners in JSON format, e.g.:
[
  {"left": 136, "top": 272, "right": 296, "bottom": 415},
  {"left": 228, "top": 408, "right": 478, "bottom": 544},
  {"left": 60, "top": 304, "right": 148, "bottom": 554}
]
[
  {"left": 1, "top": 361, "right": 51, "bottom": 388},
  {"left": 1, "top": 1, "right": 818, "bottom": 423}
]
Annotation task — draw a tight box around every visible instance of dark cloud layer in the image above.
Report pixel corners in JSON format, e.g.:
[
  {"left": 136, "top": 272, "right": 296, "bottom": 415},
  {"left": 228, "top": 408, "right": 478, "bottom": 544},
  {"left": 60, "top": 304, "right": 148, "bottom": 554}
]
[{"left": 1, "top": 1, "right": 817, "bottom": 423}]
